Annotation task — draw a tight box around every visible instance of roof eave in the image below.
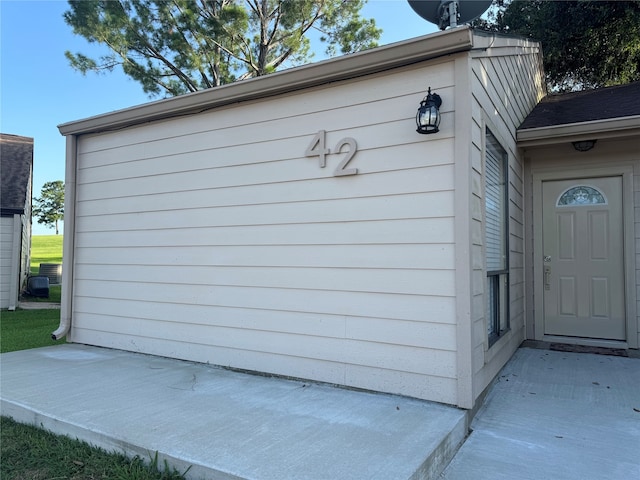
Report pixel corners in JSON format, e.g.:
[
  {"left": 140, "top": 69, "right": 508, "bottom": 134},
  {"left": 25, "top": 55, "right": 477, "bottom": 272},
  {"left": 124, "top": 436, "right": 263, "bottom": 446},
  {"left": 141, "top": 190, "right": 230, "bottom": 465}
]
[
  {"left": 517, "top": 115, "right": 640, "bottom": 148},
  {"left": 58, "top": 27, "right": 475, "bottom": 137}
]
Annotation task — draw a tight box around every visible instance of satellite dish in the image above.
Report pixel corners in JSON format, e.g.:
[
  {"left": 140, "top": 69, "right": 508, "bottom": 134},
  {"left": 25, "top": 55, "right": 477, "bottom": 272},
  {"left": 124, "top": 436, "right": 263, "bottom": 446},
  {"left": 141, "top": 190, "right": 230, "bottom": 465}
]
[{"left": 408, "top": 0, "right": 492, "bottom": 30}]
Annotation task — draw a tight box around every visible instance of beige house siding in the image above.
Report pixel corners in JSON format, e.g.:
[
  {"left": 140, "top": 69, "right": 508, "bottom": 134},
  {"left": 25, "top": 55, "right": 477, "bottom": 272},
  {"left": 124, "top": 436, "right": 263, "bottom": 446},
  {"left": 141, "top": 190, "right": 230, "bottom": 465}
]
[
  {"left": 70, "top": 58, "right": 462, "bottom": 404},
  {"left": 0, "top": 216, "right": 15, "bottom": 309},
  {"left": 467, "top": 36, "right": 545, "bottom": 401},
  {"left": 60, "top": 28, "right": 551, "bottom": 408}
]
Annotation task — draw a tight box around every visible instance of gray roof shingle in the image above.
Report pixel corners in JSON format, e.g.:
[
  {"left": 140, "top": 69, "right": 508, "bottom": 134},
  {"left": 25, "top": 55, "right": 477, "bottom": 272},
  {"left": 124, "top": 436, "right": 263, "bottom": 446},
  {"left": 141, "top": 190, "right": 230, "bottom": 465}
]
[
  {"left": 1, "top": 133, "right": 34, "bottom": 215},
  {"left": 519, "top": 82, "right": 640, "bottom": 130}
]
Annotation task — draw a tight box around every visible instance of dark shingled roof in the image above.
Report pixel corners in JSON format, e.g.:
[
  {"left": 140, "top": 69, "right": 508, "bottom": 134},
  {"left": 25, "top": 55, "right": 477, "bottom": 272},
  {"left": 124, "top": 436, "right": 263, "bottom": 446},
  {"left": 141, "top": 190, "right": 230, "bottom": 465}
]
[
  {"left": 519, "top": 81, "right": 640, "bottom": 130},
  {"left": 1, "top": 133, "right": 34, "bottom": 215}
]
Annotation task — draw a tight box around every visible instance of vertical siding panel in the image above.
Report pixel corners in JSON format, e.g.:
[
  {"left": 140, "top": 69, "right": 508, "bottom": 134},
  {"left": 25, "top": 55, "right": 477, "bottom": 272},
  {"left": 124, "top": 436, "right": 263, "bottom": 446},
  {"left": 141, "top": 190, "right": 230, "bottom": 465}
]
[{"left": 453, "top": 54, "right": 474, "bottom": 409}]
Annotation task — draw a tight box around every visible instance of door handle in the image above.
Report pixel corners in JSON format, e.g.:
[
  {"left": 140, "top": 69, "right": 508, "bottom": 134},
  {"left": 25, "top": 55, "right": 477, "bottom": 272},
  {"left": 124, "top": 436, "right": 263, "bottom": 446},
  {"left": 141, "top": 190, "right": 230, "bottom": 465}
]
[{"left": 544, "top": 266, "right": 551, "bottom": 291}]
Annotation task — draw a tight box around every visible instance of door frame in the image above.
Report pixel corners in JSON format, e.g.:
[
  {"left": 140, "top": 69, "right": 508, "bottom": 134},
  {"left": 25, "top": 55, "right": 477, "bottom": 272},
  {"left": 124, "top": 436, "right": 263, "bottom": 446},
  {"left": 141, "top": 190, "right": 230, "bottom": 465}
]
[{"left": 532, "top": 165, "right": 637, "bottom": 348}]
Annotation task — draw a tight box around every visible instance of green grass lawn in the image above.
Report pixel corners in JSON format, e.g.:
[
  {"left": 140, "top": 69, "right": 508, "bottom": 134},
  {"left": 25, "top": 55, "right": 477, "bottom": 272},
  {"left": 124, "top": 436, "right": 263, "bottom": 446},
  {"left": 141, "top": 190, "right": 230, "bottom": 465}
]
[
  {"left": 30, "top": 235, "right": 63, "bottom": 275},
  {"left": 0, "top": 308, "right": 63, "bottom": 353},
  {"left": 1, "top": 417, "right": 189, "bottom": 480}
]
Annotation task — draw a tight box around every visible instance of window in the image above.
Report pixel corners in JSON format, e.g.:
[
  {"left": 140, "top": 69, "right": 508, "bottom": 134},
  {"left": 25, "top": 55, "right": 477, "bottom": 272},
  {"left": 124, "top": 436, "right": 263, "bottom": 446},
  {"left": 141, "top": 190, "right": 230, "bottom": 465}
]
[
  {"left": 484, "top": 128, "right": 509, "bottom": 343},
  {"left": 557, "top": 185, "right": 607, "bottom": 206}
]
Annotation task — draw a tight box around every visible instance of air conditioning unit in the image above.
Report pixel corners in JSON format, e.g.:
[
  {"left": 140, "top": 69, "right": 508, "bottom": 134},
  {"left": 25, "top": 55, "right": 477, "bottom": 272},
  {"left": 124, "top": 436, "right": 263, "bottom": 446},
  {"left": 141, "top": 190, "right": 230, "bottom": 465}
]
[
  {"left": 39, "top": 263, "right": 62, "bottom": 285},
  {"left": 26, "top": 275, "right": 50, "bottom": 298}
]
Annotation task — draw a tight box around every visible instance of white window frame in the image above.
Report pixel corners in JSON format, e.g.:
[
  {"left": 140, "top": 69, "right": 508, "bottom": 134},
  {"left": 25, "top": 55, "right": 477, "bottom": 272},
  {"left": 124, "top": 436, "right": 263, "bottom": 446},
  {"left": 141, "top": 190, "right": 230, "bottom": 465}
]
[{"left": 484, "top": 127, "right": 510, "bottom": 345}]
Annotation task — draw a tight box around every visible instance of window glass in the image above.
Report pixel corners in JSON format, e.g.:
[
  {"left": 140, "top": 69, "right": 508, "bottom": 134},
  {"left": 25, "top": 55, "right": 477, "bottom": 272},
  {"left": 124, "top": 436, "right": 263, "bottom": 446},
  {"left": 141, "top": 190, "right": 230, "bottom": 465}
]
[
  {"left": 557, "top": 186, "right": 606, "bottom": 206},
  {"left": 484, "top": 128, "right": 509, "bottom": 341},
  {"left": 485, "top": 131, "right": 507, "bottom": 272}
]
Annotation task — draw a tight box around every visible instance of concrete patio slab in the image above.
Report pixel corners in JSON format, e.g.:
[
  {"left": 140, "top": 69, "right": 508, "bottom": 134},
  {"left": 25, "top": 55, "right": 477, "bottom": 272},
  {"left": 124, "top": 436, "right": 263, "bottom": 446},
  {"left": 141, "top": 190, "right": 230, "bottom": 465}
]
[
  {"left": 0, "top": 344, "right": 467, "bottom": 480},
  {"left": 440, "top": 347, "right": 640, "bottom": 480}
]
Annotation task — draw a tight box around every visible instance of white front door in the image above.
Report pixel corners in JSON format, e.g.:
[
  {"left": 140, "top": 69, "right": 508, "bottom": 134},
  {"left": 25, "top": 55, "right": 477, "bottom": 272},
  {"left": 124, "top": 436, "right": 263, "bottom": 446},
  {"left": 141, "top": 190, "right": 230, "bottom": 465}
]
[{"left": 542, "top": 176, "right": 626, "bottom": 340}]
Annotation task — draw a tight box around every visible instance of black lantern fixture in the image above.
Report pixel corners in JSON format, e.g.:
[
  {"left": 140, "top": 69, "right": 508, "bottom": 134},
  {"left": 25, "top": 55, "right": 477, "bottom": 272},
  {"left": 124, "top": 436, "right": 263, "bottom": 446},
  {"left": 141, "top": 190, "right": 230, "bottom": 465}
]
[{"left": 416, "top": 87, "right": 442, "bottom": 134}]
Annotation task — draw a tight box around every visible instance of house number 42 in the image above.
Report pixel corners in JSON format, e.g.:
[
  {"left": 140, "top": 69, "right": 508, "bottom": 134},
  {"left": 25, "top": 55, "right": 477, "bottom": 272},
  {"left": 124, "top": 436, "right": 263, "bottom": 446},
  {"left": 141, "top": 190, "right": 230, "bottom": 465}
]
[{"left": 305, "top": 130, "right": 358, "bottom": 176}]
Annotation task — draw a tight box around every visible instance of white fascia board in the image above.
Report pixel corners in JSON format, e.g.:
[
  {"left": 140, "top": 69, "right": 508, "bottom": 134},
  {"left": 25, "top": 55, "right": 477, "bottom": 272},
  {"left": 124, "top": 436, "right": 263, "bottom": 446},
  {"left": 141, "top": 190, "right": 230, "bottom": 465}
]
[
  {"left": 58, "top": 27, "right": 474, "bottom": 136},
  {"left": 469, "top": 30, "right": 541, "bottom": 58},
  {"left": 517, "top": 115, "right": 640, "bottom": 147}
]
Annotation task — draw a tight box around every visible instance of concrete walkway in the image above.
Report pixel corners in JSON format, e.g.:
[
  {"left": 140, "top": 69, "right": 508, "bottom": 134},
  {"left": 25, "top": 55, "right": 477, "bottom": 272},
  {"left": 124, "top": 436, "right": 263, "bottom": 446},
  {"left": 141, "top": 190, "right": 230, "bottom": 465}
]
[
  {"left": 17, "top": 301, "right": 61, "bottom": 309},
  {"left": 1, "top": 345, "right": 638, "bottom": 479},
  {"left": 0, "top": 344, "right": 466, "bottom": 480},
  {"left": 440, "top": 347, "right": 640, "bottom": 479}
]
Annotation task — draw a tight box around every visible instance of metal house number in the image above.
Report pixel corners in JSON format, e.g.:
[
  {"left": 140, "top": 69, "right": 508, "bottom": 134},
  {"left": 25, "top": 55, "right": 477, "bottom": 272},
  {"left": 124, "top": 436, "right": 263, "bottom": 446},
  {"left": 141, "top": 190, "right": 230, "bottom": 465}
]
[{"left": 305, "top": 130, "right": 358, "bottom": 176}]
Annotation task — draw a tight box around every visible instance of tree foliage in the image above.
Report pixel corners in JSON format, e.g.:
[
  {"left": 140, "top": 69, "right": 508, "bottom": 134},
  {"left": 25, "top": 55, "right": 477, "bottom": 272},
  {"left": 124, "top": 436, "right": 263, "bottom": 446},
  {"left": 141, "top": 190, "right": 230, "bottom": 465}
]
[
  {"left": 33, "top": 181, "right": 64, "bottom": 235},
  {"left": 64, "top": 0, "right": 381, "bottom": 97},
  {"left": 473, "top": 0, "right": 640, "bottom": 91}
]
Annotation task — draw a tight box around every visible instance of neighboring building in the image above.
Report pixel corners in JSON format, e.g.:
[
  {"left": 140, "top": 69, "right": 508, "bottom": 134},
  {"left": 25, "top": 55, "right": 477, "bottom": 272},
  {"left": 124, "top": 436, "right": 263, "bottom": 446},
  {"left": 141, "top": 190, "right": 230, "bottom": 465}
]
[
  {"left": 1, "top": 134, "right": 33, "bottom": 310},
  {"left": 55, "top": 27, "right": 639, "bottom": 409}
]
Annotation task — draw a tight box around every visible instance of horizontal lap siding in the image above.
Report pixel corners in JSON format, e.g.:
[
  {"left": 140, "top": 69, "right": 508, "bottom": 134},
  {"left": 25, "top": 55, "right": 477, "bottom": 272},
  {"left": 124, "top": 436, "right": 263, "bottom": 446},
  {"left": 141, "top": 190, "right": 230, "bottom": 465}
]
[
  {"left": 0, "top": 216, "right": 15, "bottom": 309},
  {"left": 71, "top": 61, "right": 459, "bottom": 404},
  {"left": 469, "top": 40, "right": 544, "bottom": 398}
]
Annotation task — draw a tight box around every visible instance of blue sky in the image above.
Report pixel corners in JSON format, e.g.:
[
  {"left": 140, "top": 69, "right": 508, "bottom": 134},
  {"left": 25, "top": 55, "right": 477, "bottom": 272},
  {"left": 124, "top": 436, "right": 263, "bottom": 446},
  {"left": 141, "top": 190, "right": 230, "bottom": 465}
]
[{"left": 1, "top": 0, "right": 439, "bottom": 234}]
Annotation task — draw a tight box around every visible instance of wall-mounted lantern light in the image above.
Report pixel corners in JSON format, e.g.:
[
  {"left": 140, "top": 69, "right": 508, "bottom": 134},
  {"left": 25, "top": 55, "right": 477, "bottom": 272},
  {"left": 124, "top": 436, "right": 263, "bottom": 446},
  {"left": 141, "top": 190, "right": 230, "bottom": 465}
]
[
  {"left": 416, "top": 87, "right": 442, "bottom": 134},
  {"left": 572, "top": 139, "right": 597, "bottom": 152}
]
